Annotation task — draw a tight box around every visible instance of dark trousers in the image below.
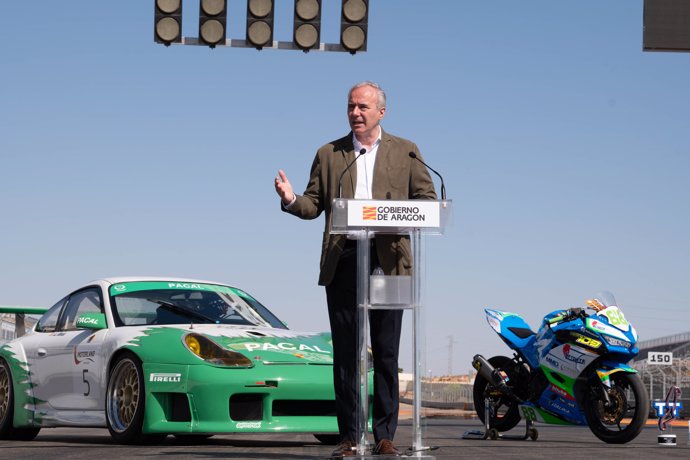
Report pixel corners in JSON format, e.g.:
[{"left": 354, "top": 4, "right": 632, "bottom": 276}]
[{"left": 325, "top": 242, "right": 404, "bottom": 443}]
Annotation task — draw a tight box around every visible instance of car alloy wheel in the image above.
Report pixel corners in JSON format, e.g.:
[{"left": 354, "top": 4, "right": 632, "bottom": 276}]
[{"left": 106, "top": 353, "right": 151, "bottom": 443}]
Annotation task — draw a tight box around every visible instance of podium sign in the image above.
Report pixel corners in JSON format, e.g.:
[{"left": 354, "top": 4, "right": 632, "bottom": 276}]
[
  {"left": 347, "top": 200, "right": 440, "bottom": 228},
  {"left": 330, "top": 198, "right": 450, "bottom": 458},
  {"left": 332, "top": 198, "right": 451, "bottom": 235}
]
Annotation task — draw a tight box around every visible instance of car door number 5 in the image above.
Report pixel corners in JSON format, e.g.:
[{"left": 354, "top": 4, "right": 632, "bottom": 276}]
[{"left": 82, "top": 369, "right": 90, "bottom": 396}]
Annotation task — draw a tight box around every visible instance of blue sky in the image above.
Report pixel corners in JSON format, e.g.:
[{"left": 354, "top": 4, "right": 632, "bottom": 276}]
[{"left": 1, "top": 1, "right": 688, "bottom": 376}]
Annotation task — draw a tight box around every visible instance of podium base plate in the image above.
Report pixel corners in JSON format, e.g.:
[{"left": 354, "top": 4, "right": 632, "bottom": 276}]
[{"left": 349, "top": 454, "right": 436, "bottom": 459}]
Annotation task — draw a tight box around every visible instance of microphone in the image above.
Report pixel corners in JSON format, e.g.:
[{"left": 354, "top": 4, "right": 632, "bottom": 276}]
[
  {"left": 338, "top": 148, "right": 367, "bottom": 198},
  {"left": 409, "top": 152, "right": 446, "bottom": 200}
]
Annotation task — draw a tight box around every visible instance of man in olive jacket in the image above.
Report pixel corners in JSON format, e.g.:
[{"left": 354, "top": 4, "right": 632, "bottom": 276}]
[{"left": 274, "top": 81, "right": 436, "bottom": 457}]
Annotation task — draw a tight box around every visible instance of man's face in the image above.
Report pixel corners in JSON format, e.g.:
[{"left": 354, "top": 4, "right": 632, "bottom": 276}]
[{"left": 348, "top": 86, "right": 385, "bottom": 139}]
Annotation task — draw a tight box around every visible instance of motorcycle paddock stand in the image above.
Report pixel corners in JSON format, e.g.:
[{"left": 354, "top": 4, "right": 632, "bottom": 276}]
[{"left": 462, "top": 396, "right": 538, "bottom": 441}]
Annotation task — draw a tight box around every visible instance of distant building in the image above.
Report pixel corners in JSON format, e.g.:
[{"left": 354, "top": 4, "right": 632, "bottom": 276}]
[{"left": 0, "top": 314, "right": 38, "bottom": 343}]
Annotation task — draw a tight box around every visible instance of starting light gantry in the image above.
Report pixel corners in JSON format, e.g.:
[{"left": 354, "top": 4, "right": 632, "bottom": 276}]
[{"left": 154, "top": 0, "right": 369, "bottom": 54}]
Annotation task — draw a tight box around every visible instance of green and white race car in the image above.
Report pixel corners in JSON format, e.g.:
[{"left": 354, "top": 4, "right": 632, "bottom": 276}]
[{"left": 0, "top": 277, "right": 346, "bottom": 444}]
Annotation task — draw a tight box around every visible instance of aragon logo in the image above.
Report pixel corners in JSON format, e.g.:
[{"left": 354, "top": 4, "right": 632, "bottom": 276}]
[{"left": 362, "top": 206, "right": 376, "bottom": 220}]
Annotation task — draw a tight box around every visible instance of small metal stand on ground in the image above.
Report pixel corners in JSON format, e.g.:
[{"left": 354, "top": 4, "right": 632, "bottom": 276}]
[{"left": 462, "top": 396, "right": 538, "bottom": 441}]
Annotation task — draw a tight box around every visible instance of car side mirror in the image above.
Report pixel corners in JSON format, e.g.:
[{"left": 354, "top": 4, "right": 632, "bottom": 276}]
[{"left": 76, "top": 312, "right": 107, "bottom": 330}]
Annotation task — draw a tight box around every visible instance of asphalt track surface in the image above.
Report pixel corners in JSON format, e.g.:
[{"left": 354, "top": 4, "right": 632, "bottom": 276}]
[{"left": 1, "top": 419, "right": 689, "bottom": 460}]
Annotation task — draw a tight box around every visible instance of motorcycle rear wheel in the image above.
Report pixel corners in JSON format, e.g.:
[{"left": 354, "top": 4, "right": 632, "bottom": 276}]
[
  {"left": 472, "top": 355, "right": 523, "bottom": 432},
  {"left": 583, "top": 371, "right": 649, "bottom": 444}
]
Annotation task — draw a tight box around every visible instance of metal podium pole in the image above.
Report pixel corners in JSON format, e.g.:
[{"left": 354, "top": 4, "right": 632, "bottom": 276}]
[
  {"left": 411, "top": 228, "right": 425, "bottom": 454},
  {"left": 356, "top": 229, "right": 371, "bottom": 456}
]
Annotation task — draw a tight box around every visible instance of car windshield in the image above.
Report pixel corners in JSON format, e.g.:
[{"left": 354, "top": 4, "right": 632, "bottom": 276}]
[{"left": 108, "top": 281, "right": 287, "bottom": 329}]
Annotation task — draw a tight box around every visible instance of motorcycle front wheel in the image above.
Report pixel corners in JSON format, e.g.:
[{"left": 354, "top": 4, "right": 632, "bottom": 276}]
[
  {"left": 583, "top": 371, "right": 649, "bottom": 444},
  {"left": 472, "top": 355, "right": 523, "bottom": 432}
]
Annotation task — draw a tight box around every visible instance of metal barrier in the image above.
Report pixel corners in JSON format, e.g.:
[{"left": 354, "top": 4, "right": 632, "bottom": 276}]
[{"left": 401, "top": 380, "right": 475, "bottom": 410}]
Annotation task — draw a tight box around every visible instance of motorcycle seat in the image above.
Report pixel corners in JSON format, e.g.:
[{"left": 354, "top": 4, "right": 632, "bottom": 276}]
[{"left": 507, "top": 326, "right": 536, "bottom": 339}]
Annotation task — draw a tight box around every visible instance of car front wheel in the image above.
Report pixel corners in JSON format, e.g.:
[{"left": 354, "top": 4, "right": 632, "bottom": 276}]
[{"left": 106, "top": 352, "right": 164, "bottom": 444}]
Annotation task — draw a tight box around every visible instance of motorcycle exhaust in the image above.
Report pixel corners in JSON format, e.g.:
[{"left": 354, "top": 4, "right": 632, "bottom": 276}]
[
  {"left": 472, "top": 354, "right": 522, "bottom": 402},
  {"left": 472, "top": 354, "right": 506, "bottom": 387}
]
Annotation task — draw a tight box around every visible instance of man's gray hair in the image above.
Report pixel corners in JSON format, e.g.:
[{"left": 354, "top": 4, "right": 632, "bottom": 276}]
[{"left": 348, "top": 81, "right": 386, "bottom": 109}]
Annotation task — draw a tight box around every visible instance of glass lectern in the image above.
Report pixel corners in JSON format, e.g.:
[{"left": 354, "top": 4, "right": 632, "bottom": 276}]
[{"left": 331, "top": 198, "right": 452, "bottom": 458}]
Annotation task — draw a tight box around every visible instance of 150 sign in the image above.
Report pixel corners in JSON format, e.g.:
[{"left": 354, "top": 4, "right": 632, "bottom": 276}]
[{"left": 647, "top": 351, "right": 673, "bottom": 365}]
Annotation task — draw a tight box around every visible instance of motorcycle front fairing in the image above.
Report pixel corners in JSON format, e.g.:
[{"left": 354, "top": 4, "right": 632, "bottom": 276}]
[
  {"left": 585, "top": 305, "right": 641, "bottom": 385},
  {"left": 534, "top": 303, "right": 641, "bottom": 424},
  {"left": 585, "top": 306, "right": 639, "bottom": 359}
]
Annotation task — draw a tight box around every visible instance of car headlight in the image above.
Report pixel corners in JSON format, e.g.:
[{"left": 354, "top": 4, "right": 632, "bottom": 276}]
[
  {"left": 183, "top": 333, "right": 253, "bottom": 367},
  {"left": 603, "top": 335, "right": 632, "bottom": 348}
]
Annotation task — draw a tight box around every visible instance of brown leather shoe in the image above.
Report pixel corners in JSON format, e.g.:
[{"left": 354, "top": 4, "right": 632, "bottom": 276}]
[
  {"left": 331, "top": 439, "right": 356, "bottom": 458},
  {"left": 373, "top": 439, "right": 400, "bottom": 456}
]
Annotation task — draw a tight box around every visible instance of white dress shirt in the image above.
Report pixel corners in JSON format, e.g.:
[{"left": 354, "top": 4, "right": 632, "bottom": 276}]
[{"left": 352, "top": 129, "right": 382, "bottom": 200}]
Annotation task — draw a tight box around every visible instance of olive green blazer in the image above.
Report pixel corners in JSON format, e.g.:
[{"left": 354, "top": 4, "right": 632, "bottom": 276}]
[{"left": 284, "top": 129, "right": 437, "bottom": 286}]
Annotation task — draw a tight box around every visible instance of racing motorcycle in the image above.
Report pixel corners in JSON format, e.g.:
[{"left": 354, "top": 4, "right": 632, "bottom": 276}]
[{"left": 471, "top": 291, "right": 648, "bottom": 443}]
